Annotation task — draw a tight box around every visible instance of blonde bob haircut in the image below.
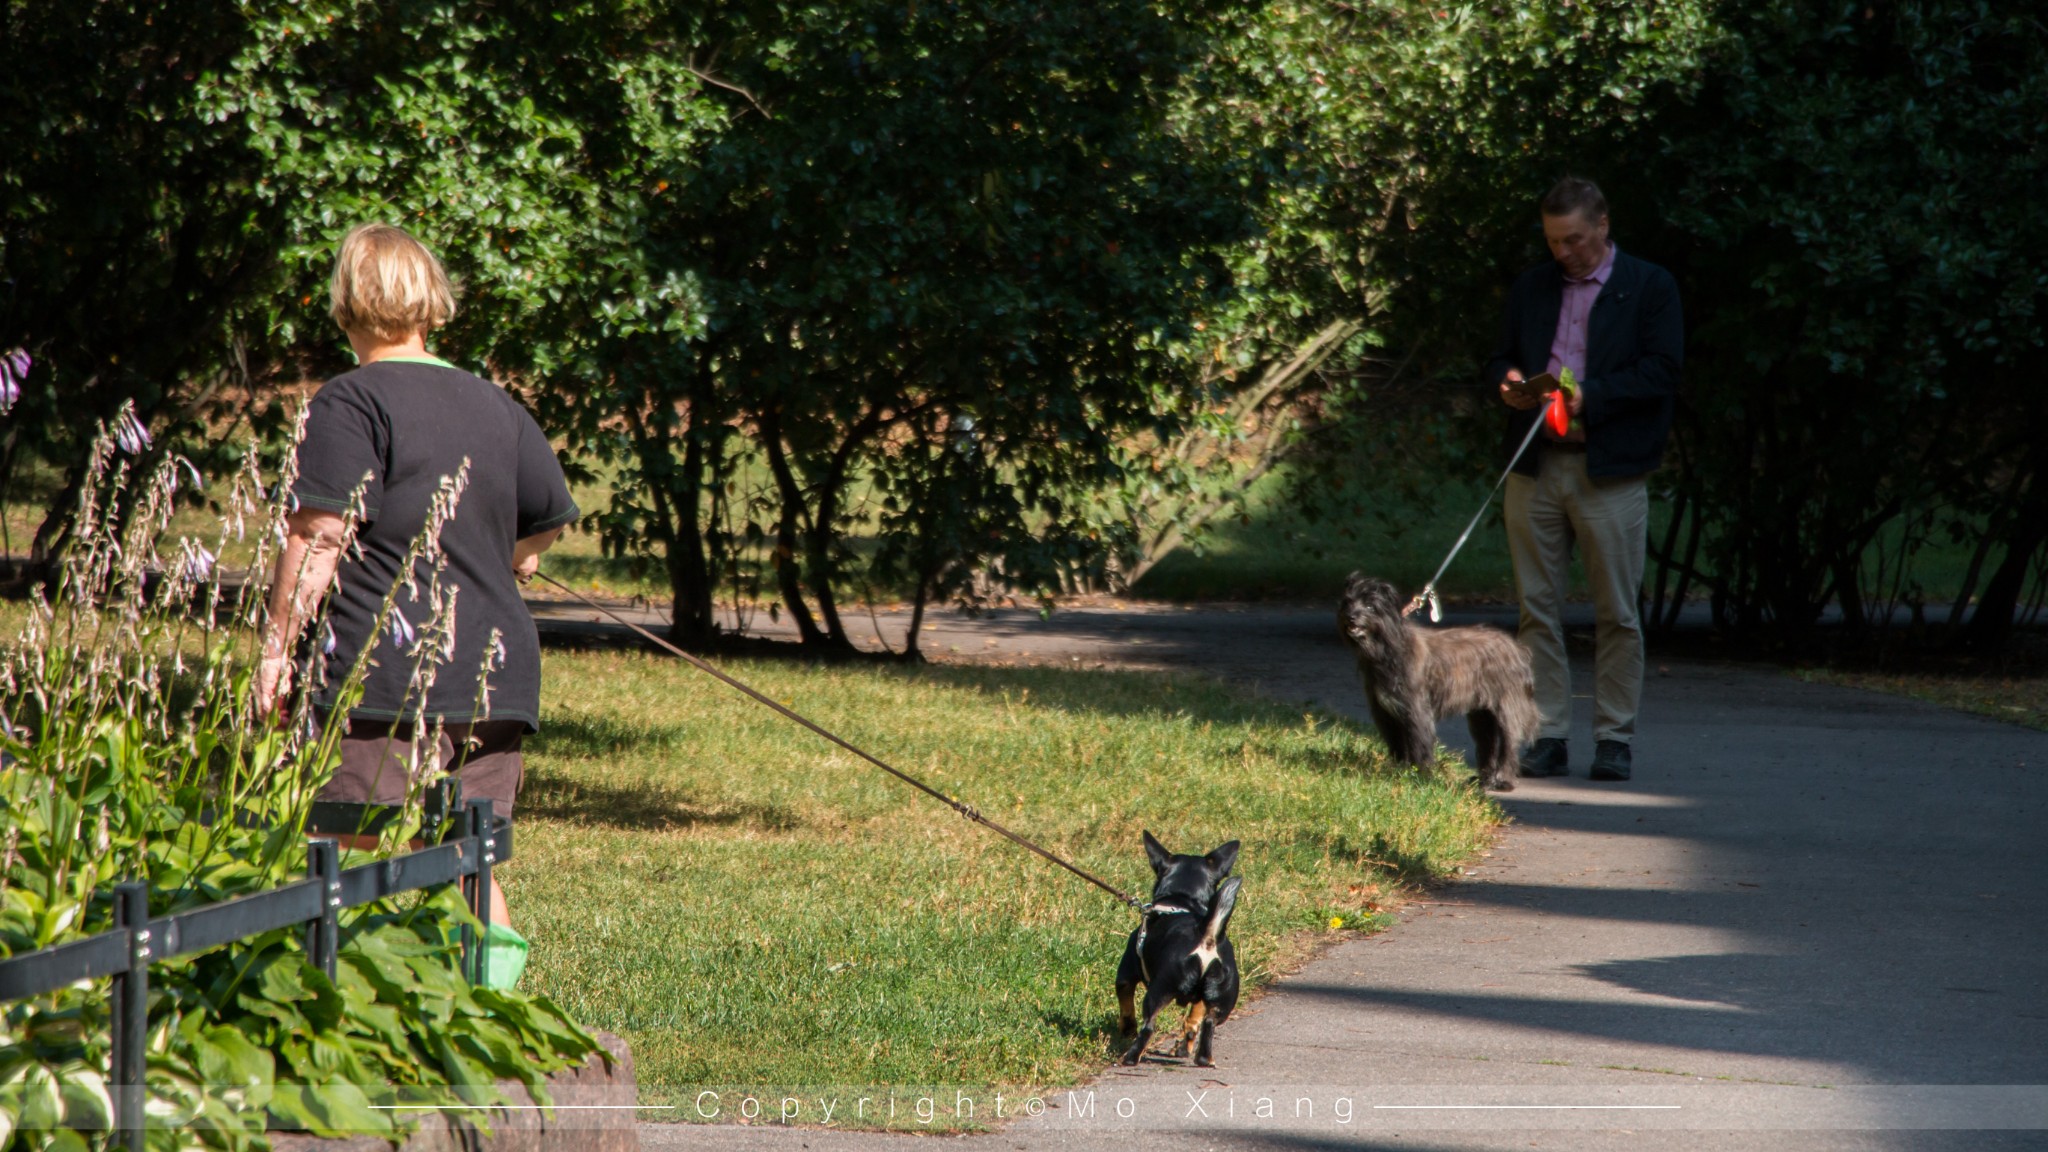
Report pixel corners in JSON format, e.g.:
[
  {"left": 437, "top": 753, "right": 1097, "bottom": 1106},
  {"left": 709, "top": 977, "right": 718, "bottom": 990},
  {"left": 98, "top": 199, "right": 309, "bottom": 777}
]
[{"left": 328, "top": 223, "right": 457, "bottom": 342}]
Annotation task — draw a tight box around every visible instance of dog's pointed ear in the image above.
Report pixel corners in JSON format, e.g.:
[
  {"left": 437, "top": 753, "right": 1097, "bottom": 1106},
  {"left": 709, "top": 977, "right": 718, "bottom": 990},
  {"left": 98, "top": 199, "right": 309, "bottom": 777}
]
[
  {"left": 1206, "top": 840, "right": 1240, "bottom": 878},
  {"left": 1142, "top": 830, "right": 1172, "bottom": 875}
]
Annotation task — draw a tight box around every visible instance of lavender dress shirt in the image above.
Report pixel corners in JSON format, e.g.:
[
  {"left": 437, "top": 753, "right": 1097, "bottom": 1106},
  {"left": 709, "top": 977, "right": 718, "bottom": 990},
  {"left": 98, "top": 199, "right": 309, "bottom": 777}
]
[{"left": 1543, "top": 243, "right": 1616, "bottom": 442}]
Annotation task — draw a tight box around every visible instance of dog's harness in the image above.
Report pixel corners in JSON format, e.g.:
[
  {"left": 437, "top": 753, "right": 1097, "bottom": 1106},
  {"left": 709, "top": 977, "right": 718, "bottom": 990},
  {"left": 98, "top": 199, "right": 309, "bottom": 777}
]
[{"left": 1134, "top": 901, "right": 1194, "bottom": 983}]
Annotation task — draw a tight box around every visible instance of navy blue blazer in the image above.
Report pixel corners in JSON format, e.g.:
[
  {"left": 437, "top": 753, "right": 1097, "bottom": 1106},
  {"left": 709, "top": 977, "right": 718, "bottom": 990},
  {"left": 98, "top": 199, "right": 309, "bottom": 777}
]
[{"left": 1484, "top": 247, "right": 1684, "bottom": 479}]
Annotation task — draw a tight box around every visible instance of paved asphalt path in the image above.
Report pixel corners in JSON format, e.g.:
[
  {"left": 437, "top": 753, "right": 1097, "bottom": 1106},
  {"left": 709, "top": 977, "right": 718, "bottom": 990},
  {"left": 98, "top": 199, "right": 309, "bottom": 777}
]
[{"left": 529, "top": 599, "right": 2048, "bottom": 1151}]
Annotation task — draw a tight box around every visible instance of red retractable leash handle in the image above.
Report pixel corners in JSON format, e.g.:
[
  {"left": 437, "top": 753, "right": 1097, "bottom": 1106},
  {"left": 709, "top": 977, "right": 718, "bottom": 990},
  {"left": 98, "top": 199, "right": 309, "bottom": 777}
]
[
  {"left": 1404, "top": 367, "right": 1583, "bottom": 620},
  {"left": 1544, "top": 389, "right": 1571, "bottom": 436},
  {"left": 1543, "top": 367, "right": 1580, "bottom": 438}
]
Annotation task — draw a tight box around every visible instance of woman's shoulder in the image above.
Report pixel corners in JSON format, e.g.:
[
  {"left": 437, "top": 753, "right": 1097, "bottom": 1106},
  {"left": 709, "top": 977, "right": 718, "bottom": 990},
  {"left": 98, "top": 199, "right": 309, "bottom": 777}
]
[
  {"left": 313, "top": 361, "right": 549, "bottom": 443},
  {"left": 319, "top": 359, "right": 516, "bottom": 406}
]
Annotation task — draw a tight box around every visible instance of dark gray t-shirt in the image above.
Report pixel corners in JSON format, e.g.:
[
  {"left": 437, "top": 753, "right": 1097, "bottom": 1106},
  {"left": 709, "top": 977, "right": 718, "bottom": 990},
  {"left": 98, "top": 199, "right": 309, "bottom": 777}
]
[{"left": 290, "top": 356, "right": 577, "bottom": 730}]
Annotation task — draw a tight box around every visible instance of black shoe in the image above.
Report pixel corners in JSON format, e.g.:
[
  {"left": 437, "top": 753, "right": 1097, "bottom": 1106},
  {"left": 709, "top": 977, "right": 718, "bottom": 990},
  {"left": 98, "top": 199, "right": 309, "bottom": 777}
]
[
  {"left": 1590, "top": 740, "right": 1632, "bottom": 781},
  {"left": 1518, "top": 737, "right": 1569, "bottom": 778}
]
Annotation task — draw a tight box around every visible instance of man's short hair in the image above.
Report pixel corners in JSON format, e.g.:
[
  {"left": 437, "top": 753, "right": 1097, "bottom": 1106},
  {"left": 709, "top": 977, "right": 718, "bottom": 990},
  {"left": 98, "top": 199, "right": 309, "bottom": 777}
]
[
  {"left": 328, "top": 223, "right": 457, "bottom": 341},
  {"left": 1539, "top": 177, "right": 1608, "bottom": 223}
]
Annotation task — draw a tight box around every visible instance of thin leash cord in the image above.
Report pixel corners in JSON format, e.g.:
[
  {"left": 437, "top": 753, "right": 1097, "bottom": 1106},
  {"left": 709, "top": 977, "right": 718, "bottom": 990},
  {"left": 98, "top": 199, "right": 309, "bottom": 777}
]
[
  {"left": 1405, "top": 414, "right": 1547, "bottom": 621},
  {"left": 532, "top": 571, "right": 1147, "bottom": 912}
]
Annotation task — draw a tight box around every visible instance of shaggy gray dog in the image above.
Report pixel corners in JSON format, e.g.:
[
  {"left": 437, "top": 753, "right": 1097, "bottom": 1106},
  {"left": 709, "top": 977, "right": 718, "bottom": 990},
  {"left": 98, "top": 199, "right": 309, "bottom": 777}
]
[{"left": 1338, "top": 573, "right": 1539, "bottom": 791}]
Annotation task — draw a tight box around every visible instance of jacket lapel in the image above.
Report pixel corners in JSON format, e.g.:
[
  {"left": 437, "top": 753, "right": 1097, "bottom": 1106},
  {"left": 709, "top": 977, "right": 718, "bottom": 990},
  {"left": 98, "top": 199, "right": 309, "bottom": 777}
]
[
  {"left": 1531, "top": 267, "right": 1563, "bottom": 369},
  {"left": 1587, "top": 250, "right": 1634, "bottom": 373}
]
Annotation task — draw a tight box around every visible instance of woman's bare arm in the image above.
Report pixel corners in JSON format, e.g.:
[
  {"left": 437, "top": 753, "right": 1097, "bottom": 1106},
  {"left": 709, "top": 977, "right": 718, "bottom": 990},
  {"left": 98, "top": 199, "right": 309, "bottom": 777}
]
[
  {"left": 512, "top": 526, "right": 564, "bottom": 584},
  {"left": 255, "top": 508, "right": 348, "bottom": 717}
]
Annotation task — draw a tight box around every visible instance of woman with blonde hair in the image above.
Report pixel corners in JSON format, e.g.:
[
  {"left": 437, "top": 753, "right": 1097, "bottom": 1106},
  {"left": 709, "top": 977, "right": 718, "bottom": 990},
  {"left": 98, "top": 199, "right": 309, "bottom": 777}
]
[{"left": 257, "top": 222, "right": 576, "bottom": 988}]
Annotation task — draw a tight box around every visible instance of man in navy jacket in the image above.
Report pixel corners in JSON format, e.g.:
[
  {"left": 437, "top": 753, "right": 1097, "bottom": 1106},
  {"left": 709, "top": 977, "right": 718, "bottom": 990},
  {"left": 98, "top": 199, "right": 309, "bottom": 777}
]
[{"left": 1485, "top": 178, "right": 1684, "bottom": 782}]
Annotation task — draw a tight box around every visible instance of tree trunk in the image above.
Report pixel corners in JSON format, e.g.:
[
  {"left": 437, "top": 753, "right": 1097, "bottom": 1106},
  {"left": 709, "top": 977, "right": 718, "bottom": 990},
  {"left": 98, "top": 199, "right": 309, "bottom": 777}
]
[
  {"left": 1833, "top": 554, "right": 1867, "bottom": 636},
  {"left": 1945, "top": 529, "right": 1997, "bottom": 634},
  {"left": 902, "top": 570, "right": 931, "bottom": 661},
  {"left": 1966, "top": 463, "right": 2048, "bottom": 653},
  {"left": 29, "top": 455, "right": 90, "bottom": 566},
  {"left": 625, "top": 395, "right": 716, "bottom": 650},
  {"left": 804, "top": 430, "right": 878, "bottom": 653},
  {"left": 1122, "top": 318, "right": 1363, "bottom": 586},
  {"left": 761, "top": 409, "right": 825, "bottom": 646},
  {"left": 666, "top": 386, "right": 718, "bottom": 648}
]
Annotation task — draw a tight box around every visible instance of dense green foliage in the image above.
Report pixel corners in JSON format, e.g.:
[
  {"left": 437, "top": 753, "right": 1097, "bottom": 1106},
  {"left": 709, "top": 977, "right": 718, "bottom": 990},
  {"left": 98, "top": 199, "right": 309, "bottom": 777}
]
[
  {"left": 1258, "top": 0, "right": 2048, "bottom": 645},
  {"left": 0, "top": 441, "right": 601, "bottom": 1150},
  {"left": 3, "top": 0, "right": 2044, "bottom": 646},
  {"left": 548, "top": 0, "right": 1249, "bottom": 651},
  {"left": 1118, "top": 0, "right": 1720, "bottom": 581},
  {"left": 1614, "top": 0, "right": 2048, "bottom": 643},
  {"left": 0, "top": 1, "right": 296, "bottom": 557}
]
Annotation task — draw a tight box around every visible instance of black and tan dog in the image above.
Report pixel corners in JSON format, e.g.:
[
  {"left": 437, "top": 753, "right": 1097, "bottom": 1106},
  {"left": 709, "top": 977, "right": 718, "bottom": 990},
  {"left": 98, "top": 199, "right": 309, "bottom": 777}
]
[{"left": 1116, "top": 832, "right": 1243, "bottom": 1067}]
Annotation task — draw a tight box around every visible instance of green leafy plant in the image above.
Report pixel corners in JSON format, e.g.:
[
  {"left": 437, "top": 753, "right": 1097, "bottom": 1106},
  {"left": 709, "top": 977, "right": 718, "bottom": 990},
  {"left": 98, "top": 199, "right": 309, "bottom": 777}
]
[{"left": 0, "top": 420, "right": 600, "bottom": 1150}]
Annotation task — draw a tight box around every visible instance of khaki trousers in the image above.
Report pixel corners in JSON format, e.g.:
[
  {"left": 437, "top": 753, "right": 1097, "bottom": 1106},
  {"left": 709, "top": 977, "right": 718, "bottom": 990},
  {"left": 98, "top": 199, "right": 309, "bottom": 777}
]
[{"left": 1503, "top": 450, "right": 1648, "bottom": 745}]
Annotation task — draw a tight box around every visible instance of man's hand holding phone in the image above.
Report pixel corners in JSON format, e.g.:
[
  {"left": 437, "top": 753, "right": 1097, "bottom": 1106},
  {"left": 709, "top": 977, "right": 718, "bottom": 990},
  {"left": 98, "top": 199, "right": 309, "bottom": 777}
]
[{"left": 1499, "top": 369, "right": 1559, "bottom": 411}]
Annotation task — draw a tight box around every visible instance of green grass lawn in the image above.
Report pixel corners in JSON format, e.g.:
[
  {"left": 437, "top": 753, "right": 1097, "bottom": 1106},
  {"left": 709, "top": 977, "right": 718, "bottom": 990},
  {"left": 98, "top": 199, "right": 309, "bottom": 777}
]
[
  {"left": 508, "top": 648, "right": 1499, "bottom": 1127},
  {"left": 1801, "top": 667, "right": 2048, "bottom": 731},
  {"left": 1131, "top": 469, "right": 1549, "bottom": 603}
]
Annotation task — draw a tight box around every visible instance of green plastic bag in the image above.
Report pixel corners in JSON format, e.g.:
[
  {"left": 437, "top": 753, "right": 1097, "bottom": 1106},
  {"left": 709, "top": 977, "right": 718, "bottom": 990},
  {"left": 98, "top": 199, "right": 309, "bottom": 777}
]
[{"left": 485, "top": 922, "right": 530, "bottom": 990}]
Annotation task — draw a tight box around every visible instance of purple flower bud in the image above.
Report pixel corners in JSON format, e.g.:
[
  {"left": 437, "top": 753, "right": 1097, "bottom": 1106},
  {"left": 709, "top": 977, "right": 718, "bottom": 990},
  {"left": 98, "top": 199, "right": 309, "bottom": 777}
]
[
  {"left": 388, "top": 607, "right": 416, "bottom": 648},
  {"left": 181, "top": 543, "right": 216, "bottom": 583},
  {"left": 490, "top": 635, "right": 507, "bottom": 669},
  {"left": 322, "top": 622, "right": 338, "bottom": 655},
  {"left": 0, "top": 348, "right": 26, "bottom": 414},
  {"left": 112, "top": 406, "right": 151, "bottom": 455}
]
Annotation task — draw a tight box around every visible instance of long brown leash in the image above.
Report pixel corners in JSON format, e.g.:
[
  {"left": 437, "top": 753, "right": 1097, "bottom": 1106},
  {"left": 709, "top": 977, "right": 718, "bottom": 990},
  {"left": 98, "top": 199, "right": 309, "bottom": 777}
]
[{"left": 532, "top": 570, "right": 1147, "bottom": 912}]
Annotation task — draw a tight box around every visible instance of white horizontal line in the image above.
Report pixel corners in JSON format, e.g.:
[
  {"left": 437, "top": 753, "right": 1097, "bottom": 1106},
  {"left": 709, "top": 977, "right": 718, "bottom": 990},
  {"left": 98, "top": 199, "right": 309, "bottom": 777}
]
[
  {"left": 370, "top": 1105, "right": 670, "bottom": 1111},
  {"left": 1374, "top": 1105, "right": 1682, "bottom": 1111}
]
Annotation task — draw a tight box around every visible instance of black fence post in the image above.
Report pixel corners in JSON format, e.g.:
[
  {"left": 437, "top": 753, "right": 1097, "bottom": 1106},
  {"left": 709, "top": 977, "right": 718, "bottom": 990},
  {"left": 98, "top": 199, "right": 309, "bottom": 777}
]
[
  {"left": 465, "top": 799, "right": 495, "bottom": 986},
  {"left": 1, "top": 790, "right": 522, "bottom": 1136},
  {"left": 424, "top": 777, "right": 455, "bottom": 841},
  {"left": 438, "top": 780, "right": 480, "bottom": 983},
  {"left": 305, "top": 839, "right": 340, "bottom": 980},
  {"left": 112, "top": 880, "right": 150, "bottom": 1150}
]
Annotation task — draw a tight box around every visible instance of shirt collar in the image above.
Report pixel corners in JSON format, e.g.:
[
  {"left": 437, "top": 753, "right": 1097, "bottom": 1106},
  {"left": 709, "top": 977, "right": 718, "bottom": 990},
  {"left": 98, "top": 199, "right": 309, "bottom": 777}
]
[{"left": 1567, "top": 243, "right": 1617, "bottom": 287}]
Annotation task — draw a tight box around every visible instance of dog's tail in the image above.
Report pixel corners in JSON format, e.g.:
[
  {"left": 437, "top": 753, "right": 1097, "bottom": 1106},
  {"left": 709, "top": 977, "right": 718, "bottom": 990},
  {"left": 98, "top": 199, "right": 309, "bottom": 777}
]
[{"left": 1193, "top": 877, "right": 1242, "bottom": 975}]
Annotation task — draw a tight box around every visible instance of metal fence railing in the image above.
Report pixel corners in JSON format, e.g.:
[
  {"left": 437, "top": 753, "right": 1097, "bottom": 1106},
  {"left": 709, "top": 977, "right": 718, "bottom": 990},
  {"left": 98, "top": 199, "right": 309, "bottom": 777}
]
[{"left": 0, "top": 779, "right": 511, "bottom": 1149}]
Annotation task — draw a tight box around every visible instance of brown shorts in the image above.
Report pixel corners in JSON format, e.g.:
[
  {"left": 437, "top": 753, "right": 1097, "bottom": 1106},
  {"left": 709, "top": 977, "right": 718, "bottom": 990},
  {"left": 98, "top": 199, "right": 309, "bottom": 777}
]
[{"left": 319, "top": 717, "right": 526, "bottom": 818}]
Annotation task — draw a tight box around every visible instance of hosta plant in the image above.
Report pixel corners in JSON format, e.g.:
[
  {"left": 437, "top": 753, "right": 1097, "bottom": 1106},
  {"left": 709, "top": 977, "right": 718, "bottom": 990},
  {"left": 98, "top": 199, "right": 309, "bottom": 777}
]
[{"left": 0, "top": 416, "right": 602, "bottom": 1150}]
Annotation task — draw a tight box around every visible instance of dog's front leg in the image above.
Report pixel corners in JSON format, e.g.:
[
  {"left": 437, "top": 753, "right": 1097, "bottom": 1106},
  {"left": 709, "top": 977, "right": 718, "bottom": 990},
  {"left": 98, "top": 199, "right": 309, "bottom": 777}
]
[
  {"left": 1115, "top": 940, "right": 1144, "bottom": 1037},
  {"left": 1118, "top": 1019, "right": 1155, "bottom": 1065}
]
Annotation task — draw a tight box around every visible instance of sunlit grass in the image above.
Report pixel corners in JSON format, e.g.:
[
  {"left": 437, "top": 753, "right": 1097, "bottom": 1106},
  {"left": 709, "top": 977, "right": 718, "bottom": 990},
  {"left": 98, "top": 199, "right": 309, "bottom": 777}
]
[{"left": 508, "top": 649, "right": 1500, "bottom": 1126}]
